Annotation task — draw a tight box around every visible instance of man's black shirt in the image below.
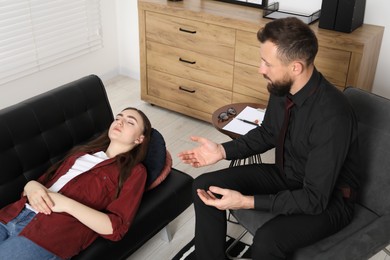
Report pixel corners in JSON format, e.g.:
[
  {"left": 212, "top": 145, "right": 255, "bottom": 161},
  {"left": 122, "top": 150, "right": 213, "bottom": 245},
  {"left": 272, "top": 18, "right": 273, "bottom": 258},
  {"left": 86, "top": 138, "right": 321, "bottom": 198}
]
[{"left": 222, "top": 69, "right": 360, "bottom": 215}]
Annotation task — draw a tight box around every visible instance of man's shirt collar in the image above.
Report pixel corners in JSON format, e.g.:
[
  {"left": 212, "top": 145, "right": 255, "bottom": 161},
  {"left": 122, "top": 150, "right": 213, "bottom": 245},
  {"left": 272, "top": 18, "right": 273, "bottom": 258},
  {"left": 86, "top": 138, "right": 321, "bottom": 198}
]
[{"left": 288, "top": 68, "right": 321, "bottom": 107}]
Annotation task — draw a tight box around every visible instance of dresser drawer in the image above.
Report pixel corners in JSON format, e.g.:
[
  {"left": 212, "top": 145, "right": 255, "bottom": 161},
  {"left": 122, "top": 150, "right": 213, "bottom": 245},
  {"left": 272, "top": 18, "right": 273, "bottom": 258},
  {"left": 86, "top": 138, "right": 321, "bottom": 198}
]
[
  {"left": 235, "top": 30, "right": 260, "bottom": 67},
  {"left": 146, "top": 12, "right": 235, "bottom": 60},
  {"left": 316, "top": 47, "right": 350, "bottom": 88},
  {"left": 233, "top": 92, "right": 268, "bottom": 106},
  {"left": 147, "top": 70, "right": 232, "bottom": 115},
  {"left": 147, "top": 41, "right": 234, "bottom": 91},
  {"left": 233, "top": 62, "right": 269, "bottom": 104}
]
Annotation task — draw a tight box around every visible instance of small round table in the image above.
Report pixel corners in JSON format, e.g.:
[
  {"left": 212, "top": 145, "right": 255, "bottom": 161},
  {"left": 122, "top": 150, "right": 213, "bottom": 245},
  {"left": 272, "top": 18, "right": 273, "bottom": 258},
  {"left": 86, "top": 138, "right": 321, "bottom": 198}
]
[{"left": 212, "top": 102, "right": 266, "bottom": 166}]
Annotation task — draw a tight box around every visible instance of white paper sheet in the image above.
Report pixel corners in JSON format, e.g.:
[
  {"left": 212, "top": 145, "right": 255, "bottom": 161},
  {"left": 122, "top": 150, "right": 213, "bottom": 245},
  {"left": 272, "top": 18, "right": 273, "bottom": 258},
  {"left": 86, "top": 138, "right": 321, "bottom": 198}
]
[{"left": 222, "top": 106, "right": 265, "bottom": 135}]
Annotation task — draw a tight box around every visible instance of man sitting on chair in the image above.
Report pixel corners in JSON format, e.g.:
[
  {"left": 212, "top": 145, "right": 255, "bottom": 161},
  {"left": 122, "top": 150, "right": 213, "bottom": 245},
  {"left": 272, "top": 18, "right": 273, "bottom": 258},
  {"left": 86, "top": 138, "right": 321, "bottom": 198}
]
[{"left": 178, "top": 17, "right": 359, "bottom": 260}]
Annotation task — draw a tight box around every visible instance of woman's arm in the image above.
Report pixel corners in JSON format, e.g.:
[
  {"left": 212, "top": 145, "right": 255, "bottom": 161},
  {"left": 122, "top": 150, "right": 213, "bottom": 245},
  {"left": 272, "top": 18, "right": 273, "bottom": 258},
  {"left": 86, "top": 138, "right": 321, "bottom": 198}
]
[{"left": 48, "top": 192, "right": 113, "bottom": 235}]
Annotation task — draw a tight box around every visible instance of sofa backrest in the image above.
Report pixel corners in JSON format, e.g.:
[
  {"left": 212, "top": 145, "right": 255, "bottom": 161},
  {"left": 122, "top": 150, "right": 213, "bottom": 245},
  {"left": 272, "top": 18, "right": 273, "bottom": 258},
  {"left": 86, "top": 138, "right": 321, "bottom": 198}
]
[
  {"left": 0, "top": 75, "right": 113, "bottom": 208},
  {"left": 344, "top": 87, "right": 390, "bottom": 216}
]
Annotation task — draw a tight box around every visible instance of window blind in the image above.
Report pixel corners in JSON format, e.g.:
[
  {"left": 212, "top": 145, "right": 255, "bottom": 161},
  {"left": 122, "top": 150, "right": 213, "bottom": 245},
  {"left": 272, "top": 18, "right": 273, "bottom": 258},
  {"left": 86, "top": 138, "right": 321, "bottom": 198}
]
[{"left": 0, "top": 0, "right": 102, "bottom": 85}]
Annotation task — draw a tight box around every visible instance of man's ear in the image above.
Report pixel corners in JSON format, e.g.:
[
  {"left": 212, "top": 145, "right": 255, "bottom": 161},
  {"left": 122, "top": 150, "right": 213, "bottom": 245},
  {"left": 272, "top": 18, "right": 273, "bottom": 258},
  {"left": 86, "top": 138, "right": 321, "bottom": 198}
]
[{"left": 292, "top": 61, "right": 304, "bottom": 74}]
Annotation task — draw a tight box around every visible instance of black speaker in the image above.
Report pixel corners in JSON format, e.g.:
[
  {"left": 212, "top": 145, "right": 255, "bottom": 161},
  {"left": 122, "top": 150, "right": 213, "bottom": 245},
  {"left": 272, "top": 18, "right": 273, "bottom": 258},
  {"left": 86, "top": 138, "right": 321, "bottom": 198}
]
[{"left": 319, "top": 0, "right": 366, "bottom": 33}]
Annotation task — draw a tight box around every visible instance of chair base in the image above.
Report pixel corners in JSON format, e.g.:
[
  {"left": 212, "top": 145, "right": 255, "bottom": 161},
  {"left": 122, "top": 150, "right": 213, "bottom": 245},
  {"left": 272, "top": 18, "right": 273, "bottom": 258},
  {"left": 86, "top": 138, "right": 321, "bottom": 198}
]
[
  {"left": 229, "top": 154, "right": 262, "bottom": 167},
  {"left": 226, "top": 229, "right": 252, "bottom": 260}
]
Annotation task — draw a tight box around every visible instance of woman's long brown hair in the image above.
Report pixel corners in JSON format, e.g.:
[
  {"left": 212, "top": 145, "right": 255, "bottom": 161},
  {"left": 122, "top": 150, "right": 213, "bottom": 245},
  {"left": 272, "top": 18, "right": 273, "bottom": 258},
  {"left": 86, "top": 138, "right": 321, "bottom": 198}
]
[{"left": 43, "top": 107, "right": 152, "bottom": 197}]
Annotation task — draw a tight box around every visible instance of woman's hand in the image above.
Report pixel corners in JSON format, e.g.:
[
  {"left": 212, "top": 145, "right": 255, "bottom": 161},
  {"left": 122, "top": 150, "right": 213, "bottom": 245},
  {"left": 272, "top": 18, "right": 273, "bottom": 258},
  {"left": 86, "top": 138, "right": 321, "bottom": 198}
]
[
  {"left": 178, "top": 136, "right": 226, "bottom": 167},
  {"left": 24, "top": 180, "right": 54, "bottom": 215}
]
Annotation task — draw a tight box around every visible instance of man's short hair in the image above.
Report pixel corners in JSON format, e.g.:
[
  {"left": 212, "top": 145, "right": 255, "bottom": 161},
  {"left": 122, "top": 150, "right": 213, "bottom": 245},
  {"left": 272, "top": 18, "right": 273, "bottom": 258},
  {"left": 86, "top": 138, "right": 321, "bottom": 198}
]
[{"left": 257, "top": 17, "right": 318, "bottom": 66}]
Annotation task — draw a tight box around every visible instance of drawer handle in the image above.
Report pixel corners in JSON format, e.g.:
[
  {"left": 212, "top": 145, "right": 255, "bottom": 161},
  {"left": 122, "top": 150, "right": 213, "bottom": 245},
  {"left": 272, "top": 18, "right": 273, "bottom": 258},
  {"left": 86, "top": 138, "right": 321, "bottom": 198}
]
[
  {"left": 179, "top": 86, "right": 196, "bottom": 93},
  {"left": 179, "top": 28, "right": 197, "bottom": 34},
  {"left": 179, "top": 57, "right": 196, "bottom": 65}
]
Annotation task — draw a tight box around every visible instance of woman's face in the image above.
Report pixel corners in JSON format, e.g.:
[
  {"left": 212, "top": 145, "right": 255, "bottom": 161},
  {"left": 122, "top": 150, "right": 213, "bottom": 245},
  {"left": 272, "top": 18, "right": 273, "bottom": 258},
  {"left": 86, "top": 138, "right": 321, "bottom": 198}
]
[{"left": 108, "top": 109, "right": 145, "bottom": 148}]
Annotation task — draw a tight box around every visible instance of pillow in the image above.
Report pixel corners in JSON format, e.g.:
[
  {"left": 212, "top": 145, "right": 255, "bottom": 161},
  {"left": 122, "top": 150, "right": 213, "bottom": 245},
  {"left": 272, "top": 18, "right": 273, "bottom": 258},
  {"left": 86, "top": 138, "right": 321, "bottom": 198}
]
[
  {"left": 146, "top": 150, "right": 172, "bottom": 190},
  {"left": 143, "top": 128, "right": 169, "bottom": 189}
]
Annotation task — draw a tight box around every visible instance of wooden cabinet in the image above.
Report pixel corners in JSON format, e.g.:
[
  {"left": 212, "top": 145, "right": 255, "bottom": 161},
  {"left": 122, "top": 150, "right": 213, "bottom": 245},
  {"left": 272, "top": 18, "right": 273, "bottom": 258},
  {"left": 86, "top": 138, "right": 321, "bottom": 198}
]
[{"left": 138, "top": 0, "right": 384, "bottom": 122}]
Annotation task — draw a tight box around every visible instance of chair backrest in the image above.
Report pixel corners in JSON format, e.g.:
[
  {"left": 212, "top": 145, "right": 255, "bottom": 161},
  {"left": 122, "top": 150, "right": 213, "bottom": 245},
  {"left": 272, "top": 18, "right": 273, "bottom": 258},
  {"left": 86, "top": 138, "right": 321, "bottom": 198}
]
[{"left": 344, "top": 87, "right": 390, "bottom": 216}]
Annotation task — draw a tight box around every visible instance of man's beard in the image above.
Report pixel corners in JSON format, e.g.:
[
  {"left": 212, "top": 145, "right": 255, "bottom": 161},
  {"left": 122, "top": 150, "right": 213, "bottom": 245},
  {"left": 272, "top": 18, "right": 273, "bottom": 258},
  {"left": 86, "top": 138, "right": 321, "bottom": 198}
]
[{"left": 265, "top": 75, "right": 293, "bottom": 97}]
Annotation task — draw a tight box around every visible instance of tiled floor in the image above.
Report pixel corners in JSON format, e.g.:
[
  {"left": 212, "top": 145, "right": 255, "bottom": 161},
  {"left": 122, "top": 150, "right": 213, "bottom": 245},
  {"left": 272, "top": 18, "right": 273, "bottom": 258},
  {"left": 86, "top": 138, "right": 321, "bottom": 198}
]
[{"left": 104, "top": 75, "right": 390, "bottom": 260}]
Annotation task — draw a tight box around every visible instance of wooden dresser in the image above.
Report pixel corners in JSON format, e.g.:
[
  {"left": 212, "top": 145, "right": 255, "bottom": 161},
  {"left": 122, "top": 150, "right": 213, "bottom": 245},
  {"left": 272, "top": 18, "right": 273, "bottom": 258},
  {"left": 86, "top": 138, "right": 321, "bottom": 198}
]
[{"left": 138, "top": 0, "right": 384, "bottom": 122}]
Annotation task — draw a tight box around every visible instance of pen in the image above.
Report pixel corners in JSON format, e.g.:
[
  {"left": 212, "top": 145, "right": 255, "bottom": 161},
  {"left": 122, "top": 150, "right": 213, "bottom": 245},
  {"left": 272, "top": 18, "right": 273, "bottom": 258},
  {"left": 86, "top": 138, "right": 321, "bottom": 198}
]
[{"left": 236, "top": 118, "right": 259, "bottom": 126}]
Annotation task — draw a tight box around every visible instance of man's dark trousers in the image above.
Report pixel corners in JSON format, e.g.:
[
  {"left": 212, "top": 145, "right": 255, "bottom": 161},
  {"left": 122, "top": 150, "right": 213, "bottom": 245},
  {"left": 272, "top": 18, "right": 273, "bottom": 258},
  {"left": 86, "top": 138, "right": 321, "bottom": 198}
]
[{"left": 192, "top": 163, "right": 354, "bottom": 260}]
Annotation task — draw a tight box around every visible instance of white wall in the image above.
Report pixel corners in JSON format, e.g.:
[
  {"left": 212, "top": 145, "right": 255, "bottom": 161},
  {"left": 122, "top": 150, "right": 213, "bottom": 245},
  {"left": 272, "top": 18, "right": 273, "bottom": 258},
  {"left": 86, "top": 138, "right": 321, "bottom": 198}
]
[
  {"left": 0, "top": 0, "right": 120, "bottom": 109},
  {"left": 117, "top": 0, "right": 140, "bottom": 80},
  {"left": 124, "top": 0, "right": 390, "bottom": 98},
  {"left": 362, "top": 0, "right": 389, "bottom": 98}
]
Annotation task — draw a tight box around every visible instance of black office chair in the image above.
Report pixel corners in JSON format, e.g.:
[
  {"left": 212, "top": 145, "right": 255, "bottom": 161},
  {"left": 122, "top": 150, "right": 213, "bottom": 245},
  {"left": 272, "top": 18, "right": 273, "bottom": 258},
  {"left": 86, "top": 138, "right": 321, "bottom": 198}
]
[{"left": 227, "top": 87, "right": 390, "bottom": 259}]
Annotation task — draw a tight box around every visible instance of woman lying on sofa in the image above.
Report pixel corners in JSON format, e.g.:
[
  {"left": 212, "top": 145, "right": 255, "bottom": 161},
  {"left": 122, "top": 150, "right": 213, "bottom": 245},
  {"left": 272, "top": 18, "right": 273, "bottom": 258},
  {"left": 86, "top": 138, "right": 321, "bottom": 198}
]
[{"left": 0, "top": 107, "right": 152, "bottom": 260}]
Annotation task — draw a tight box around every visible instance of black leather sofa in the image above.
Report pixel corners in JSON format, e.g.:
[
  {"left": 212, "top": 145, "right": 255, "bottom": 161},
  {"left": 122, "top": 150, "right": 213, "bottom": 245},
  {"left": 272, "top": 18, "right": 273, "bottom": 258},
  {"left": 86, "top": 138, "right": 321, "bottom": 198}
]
[{"left": 0, "top": 75, "right": 193, "bottom": 259}]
